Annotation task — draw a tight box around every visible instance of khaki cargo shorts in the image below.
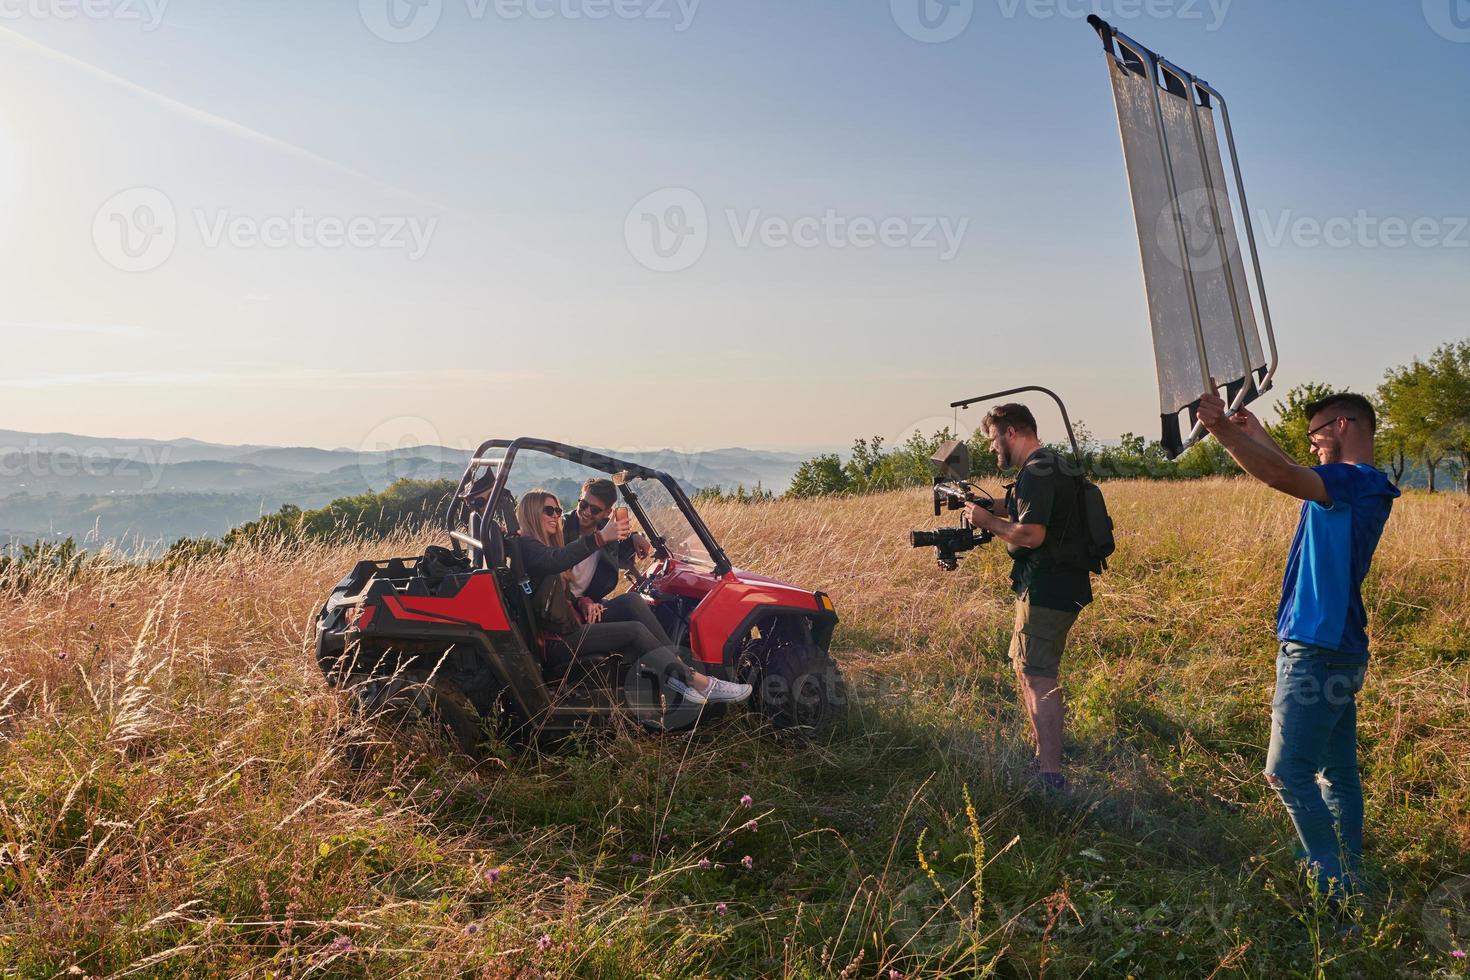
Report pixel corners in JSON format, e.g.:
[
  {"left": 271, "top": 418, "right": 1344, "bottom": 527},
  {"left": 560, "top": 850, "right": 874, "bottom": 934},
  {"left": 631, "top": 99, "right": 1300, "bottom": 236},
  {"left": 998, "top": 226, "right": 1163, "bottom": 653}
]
[{"left": 1008, "top": 598, "right": 1079, "bottom": 678}]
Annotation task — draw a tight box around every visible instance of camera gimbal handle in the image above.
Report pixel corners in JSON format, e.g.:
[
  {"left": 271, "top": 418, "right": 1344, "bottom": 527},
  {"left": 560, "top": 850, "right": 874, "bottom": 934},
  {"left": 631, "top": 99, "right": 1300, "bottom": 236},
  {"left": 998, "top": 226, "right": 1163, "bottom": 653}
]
[{"left": 950, "top": 385, "right": 1084, "bottom": 469}]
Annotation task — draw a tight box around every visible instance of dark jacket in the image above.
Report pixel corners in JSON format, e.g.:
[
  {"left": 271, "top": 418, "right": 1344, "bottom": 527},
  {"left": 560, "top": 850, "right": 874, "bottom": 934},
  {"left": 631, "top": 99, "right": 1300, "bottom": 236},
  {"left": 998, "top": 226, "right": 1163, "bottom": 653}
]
[
  {"left": 519, "top": 533, "right": 603, "bottom": 636},
  {"left": 562, "top": 512, "right": 636, "bottom": 602}
]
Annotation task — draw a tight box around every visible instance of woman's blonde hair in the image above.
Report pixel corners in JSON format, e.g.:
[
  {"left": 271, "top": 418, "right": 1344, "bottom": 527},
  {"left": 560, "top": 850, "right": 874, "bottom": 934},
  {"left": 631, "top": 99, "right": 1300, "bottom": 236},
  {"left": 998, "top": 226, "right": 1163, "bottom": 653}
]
[{"left": 516, "top": 489, "right": 574, "bottom": 584}]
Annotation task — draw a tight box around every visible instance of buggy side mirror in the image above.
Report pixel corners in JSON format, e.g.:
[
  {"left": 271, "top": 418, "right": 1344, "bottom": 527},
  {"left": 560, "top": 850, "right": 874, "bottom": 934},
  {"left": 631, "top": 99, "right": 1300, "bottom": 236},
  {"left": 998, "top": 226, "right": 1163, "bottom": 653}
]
[{"left": 930, "top": 440, "right": 971, "bottom": 482}]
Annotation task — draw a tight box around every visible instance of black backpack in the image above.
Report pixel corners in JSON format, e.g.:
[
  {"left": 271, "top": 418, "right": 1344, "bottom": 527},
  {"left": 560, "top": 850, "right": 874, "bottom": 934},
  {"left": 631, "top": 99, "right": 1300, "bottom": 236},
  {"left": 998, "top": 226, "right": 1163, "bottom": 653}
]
[
  {"left": 1017, "top": 451, "right": 1116, "bottom": 575},
  {"left": 1074, "top": 477, "right": 1116, "bottom": 573}
]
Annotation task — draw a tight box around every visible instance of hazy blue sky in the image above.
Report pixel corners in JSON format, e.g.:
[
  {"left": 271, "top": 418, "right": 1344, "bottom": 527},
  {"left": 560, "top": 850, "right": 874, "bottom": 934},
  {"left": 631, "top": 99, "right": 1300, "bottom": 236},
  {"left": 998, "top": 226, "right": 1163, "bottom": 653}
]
[{"left": 1, "top": 0, "right": 1466, "bottom": 455}]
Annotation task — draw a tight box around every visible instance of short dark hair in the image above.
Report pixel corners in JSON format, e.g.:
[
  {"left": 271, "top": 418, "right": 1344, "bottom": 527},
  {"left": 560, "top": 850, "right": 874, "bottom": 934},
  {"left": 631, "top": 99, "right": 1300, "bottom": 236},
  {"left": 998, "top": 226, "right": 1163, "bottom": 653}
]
[
  {"left": 1304, "top": 392, "right": 1376, "bottom": 433},
  {"left": 982, "top": 403, "right": 1038, "bottom": 437},
  {"left": 581, "top": 477, "right": 618, "bottom": 507}
]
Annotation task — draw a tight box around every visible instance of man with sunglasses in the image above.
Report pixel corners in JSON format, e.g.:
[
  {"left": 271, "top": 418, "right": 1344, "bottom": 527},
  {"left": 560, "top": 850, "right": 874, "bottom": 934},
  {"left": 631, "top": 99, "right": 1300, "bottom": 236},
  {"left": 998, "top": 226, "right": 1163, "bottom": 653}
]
[
  {"left": 564, "top": 478, "right": 653, "bottom": 619},
  {"left": 1198, "top": 388, "right": 1399, "bottom": 902}
]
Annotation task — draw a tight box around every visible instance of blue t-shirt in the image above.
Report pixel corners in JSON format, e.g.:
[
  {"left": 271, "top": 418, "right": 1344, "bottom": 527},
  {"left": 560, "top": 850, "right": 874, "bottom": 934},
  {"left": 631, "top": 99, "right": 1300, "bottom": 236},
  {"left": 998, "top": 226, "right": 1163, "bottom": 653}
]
[{"left": 1276, "top": 463, "right": 1400, "bottom": 656}]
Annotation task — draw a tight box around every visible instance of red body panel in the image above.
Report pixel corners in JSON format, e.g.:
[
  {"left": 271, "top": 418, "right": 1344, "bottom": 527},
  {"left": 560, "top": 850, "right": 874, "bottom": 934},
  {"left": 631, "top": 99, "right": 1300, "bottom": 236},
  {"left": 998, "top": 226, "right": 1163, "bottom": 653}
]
[
  {"left": 673, "top": 565, "right": 820, "bottom": 666},
  {"left": 374, "top": 574, "right": 511, "bottom": 632}
]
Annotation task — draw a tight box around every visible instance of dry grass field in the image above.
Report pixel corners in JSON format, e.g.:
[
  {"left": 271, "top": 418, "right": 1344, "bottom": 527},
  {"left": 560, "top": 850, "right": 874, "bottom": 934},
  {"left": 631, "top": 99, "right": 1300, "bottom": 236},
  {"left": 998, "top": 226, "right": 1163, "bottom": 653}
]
[{"left": 1, "top": 479, "right": 1468, "bottom": 977}]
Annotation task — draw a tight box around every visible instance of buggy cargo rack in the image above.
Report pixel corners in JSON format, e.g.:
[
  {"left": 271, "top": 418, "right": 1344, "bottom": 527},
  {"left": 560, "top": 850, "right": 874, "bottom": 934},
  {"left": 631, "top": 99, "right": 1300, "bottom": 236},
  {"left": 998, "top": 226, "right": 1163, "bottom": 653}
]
[{"left": 1087, "top": 15, "right": 1279, "bottom": 457}]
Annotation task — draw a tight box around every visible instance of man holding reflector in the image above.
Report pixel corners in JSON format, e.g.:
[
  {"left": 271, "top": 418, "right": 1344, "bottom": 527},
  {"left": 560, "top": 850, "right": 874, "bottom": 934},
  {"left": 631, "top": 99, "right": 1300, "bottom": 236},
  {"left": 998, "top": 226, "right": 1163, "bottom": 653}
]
[{"left": 1198, "top": 386, "right": 1398, "bottom": 900}]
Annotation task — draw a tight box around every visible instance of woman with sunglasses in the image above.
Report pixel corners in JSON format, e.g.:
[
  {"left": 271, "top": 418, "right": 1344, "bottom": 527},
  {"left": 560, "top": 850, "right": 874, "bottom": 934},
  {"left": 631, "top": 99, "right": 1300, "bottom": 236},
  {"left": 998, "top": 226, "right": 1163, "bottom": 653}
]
[{"left": 514, "top": 489, "right": 751, "bottom": 706}]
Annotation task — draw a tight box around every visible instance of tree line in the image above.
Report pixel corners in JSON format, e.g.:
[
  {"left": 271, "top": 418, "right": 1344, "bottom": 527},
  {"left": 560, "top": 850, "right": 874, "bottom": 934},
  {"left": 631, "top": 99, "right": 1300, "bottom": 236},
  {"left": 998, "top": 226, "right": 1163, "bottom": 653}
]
[{"left": 699, "top": 339, "right": 1469, "bottom": 502}]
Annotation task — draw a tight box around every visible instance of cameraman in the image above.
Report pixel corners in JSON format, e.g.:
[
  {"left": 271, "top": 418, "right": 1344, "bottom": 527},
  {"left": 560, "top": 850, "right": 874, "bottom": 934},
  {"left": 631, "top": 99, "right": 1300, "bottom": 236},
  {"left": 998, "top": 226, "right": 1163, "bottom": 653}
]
[{"left": 965, "top": 404, "right": 1092, "bottom": 792}]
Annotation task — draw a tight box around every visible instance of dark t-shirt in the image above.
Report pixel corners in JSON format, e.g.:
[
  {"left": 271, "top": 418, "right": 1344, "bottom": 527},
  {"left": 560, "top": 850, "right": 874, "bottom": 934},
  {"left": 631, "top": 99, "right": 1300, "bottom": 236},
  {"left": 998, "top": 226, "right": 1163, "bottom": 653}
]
[{"left": 1006, "top": 447, "right": 1093, "bottom": 612}]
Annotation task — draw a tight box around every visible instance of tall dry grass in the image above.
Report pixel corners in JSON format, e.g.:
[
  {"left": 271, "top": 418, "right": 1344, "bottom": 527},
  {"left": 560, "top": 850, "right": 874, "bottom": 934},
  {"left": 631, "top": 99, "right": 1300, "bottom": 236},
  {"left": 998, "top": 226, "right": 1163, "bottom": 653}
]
[{"left": 0, "top": 480, "right": 1467, "bottom": 977}]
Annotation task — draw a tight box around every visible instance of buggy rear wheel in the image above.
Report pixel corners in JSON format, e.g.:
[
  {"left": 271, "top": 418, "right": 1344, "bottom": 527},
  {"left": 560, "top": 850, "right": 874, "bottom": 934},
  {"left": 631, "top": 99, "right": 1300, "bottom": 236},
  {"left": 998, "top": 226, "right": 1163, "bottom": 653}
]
[{"left": 348, "top": 670, "right": 492, "bottom": 758}]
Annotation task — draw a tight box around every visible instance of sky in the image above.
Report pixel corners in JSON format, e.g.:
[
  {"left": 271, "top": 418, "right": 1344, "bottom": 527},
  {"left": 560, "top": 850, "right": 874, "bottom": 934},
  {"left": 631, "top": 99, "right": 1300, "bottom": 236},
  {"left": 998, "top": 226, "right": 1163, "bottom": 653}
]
[{"left": 1, "top": 0, "right": 1466, "bottom": 455}]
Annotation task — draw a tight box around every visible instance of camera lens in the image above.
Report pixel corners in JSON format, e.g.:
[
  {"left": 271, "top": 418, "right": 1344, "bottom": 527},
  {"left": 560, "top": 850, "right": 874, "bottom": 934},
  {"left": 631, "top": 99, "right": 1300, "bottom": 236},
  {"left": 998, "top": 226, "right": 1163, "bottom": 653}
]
[{"left": 910, "top": 530, "right": 938, "bottom": 548}]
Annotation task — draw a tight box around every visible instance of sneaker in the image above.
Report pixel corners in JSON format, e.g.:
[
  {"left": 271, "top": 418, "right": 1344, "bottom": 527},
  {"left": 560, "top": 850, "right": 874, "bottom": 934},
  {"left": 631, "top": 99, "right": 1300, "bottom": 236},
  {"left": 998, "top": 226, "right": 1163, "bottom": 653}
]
[
  {"left": 700, "top": 677, "right": 753, "bottom": 704},
  {"left": 666, "top": 677, "right": 708, "bottom": 705}
]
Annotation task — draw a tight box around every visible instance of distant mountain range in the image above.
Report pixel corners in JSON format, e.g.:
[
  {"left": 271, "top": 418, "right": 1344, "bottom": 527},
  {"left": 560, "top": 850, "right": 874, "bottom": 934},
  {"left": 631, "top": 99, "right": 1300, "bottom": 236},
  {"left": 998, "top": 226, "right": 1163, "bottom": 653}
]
[{"left": 0, "top": 429, "right": 813, "bottom": 553}]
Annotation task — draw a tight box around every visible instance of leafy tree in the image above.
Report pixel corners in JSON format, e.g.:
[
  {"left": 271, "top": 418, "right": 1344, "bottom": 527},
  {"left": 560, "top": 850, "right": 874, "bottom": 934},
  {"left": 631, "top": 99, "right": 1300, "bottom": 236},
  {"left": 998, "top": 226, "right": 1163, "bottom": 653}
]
[
  {"left": 786, "top": 454, "right": 850, "bottom": 499},
  {"left": 1375, "top": 354, "right": 1458, "bottom": 493},
  {"left": 1266, "top": 382, "right": 1338, "bottom": 465},
  {"left": 1424, "top": 341, "right": 1470, "bottom": 495}
]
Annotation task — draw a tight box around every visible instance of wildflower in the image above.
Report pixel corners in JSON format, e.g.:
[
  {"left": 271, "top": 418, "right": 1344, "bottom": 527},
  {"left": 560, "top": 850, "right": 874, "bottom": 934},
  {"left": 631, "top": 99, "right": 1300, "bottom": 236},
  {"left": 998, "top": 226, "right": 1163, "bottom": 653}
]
[
  {"left": 741, "top": 854, "right": 754, "bottom": 870},
  {"left": 716, "top": 902, "right": 728, "bottom": 916},
  {"left": 889, "top": 971, "right": 903, "bottom": 979},
  {"left": 485, "top": 867, "right": 501, "bottom": 885},
  {"left": 1134, "top": 924, "right": 1143, "bottom": 933},
  {"left": 698, "top": 858, "right": 712, "bottom": 870},
  {"left": 331, "top": 935, "right": 353, "bottom": 953},
  {"left": 740, "top": 794, "right": 753, "bottom": 808},
  {"left": 1453, "top": 949, "right": 1467, "bottom": 960},
  {"left": 562, "top": 876, "right": 572, "bottom": 886},
  {"left": 744, "top": 819, "right": 758, "bottom": 832},
  {"left": 466, "top": 923, "right": 481, "bottom": 936},
  {"left": 630, "top": 852, "right": 646, "bottom": 865},
  {"left": 537, "top": 934, "right": 553, "bottom": 952}
]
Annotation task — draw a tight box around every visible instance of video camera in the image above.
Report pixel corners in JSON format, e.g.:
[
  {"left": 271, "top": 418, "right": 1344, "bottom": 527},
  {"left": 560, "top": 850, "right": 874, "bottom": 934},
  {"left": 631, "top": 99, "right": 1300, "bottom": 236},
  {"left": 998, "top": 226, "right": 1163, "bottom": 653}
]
[{"left": 909, "top": 439, "right": 1001, "bottom": 571}]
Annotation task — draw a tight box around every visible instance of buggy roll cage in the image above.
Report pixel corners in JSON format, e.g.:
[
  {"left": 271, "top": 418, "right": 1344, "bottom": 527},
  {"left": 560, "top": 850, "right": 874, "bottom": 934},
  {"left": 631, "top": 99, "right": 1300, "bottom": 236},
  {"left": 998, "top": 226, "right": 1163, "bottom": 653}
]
[
  {"left": 1087, "top": 15, "right": 1279, "bottom": 458},
  {"left": 443, "top": 437, "right": 733, "bottom": 577}
]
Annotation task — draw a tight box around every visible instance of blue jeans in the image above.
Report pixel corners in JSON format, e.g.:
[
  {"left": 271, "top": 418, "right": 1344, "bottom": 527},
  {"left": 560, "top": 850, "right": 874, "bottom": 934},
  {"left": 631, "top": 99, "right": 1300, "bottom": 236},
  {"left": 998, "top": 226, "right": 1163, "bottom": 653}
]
[{"left": 1263, "top": 642, "right": 1369, "bottom": 896}]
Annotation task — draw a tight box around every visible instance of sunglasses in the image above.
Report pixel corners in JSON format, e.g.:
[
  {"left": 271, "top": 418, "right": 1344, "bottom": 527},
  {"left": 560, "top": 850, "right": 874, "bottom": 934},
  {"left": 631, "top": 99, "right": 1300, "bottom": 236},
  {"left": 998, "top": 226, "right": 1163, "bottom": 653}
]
[
  {"left": 1308, "top": 416, "right": 1356, "bottom": 438},
  {"left": 577, "top": 498, "right": 610, "bottom": 517},
  {"left": 542, "top": 504, "right": 563, "bottom": 517}
]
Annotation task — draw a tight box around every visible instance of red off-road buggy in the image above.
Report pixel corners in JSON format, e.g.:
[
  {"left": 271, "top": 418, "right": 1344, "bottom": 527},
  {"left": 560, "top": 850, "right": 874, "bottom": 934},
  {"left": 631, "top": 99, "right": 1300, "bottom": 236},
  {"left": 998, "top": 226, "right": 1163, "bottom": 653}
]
[{"left": 315, "top": 438, "right": 844, "bottom": 751}]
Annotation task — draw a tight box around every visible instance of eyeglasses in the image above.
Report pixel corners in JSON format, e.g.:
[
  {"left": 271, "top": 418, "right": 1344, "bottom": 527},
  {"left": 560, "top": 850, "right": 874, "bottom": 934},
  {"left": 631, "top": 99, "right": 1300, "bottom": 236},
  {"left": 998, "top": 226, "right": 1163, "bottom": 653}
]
[
  {"left": 1307, "top": 416, "right": 1356, "bottom": 438},
  {"left": 577, "top": 499, "right": 609, "bottom": 518},
  {"left": 542, "top": 504, "right": 563, "bottom": 517}
]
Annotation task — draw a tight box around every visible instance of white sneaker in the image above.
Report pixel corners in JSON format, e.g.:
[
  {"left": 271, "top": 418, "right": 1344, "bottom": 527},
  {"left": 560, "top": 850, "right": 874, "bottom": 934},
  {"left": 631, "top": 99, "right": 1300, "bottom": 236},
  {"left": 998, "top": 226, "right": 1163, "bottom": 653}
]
[
  {"left": 700, "top": 677, "right": 752, "bottom": 704},
  {"left": 666, "top": 677, "right": 707, "bottom": 705}
]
